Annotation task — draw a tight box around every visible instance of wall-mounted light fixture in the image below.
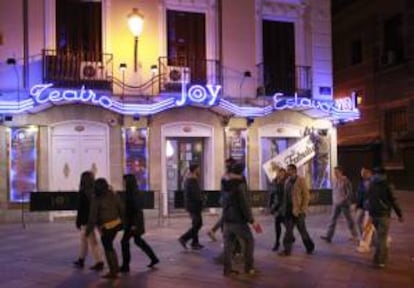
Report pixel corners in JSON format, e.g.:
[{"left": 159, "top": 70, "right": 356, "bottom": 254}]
[{"left": 127, "top": 8, "right": 144, "bottom": 72}]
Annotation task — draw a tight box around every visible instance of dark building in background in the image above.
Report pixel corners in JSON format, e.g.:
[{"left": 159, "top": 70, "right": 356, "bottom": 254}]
[{"left": 332, "top": 0, "right": 414, "bottom": 190}]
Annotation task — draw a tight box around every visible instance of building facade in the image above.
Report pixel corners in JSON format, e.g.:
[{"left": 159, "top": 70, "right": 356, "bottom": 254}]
[
  {"left": 0, "top": 0, "right": 357, "bottom": 221},
  {"left": 332, "top": 0, "right": 414, "bottom": 189}
]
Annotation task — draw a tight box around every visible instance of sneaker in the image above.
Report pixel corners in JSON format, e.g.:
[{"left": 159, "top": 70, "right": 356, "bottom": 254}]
[
  {"left": 119, "top": 265, "right": 130, "bottom": 273},
  {"left": 178, "top": 238, "right": 187, "bottom": 250},
  {"left": 207, "top": 230, "right": 217, "bottom": 242},
  {"left": 223, "top": 269, "right": 239, "bottom": 277},
  {"left": 89, "top": 262, "right": 104, "bottom": 271},
  {"left": 320, "top": 236, "right": 331, "bottom": 243},
  {"left": 245, "top": 268, "right": 258, "bottom": 276},
  {"left": 373, "top": 263, "right": 385, "bottom": 269},
  {"left": 191, "top": 243, "right": 204, "bottom": 250},
  {"left": 147, "top": 258, "right": 159, "bottom": 268},
  {"left": 73, "top": 258, "right": 84, "bottom": 268},
  {"left": 102, "top": 272, "right": 118, "bottom": 279},
  {"left": 272, "top": 243, "right": 280, "bottom": 251},
  {"left": 278, "top": 250, "right": 291, "bottom": 257}
]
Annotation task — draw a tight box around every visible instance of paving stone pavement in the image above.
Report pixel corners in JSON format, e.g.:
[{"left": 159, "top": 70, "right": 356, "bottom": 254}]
[{"left": 0, "top": 192, "right": 413, "bottom": 288}]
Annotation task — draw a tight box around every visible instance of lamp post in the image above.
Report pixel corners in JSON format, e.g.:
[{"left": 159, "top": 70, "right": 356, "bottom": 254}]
[
  {"left": 128, "top": 8, "right": 144, "bottom": 73},
  {"left": 150, "top": 64, "right": 158, "bottom": 99}
]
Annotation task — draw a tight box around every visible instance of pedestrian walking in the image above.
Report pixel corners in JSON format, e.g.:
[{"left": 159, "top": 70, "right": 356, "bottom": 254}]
[
  {"left": 73, "top": 171, "right": 104, "bottom": 271},
  {"left": 120, "top": 174, "right": 159, "bottom": 272},
  {"left": 86, "top": 178, "right": 123, "bottom": 279},
  {"left": 222, "top": 162, "right": 258, "bottom": 276},
  {"left": 178, "top": 164, "right": 204, "bottom": 250},
  {"left": 355, "top": 167, "right": 373, "bottom": 237},
  {"left": 279, "top": 164, "right": 314, "bottom": 256},
  {"left": 368, "top": 167, "right": 404, "bottom": 268},
  {"left": 207, "top": 157, "right": 236, "bottom": 242},
  {"left": 321, "top": 166, "right": 358, "bottom": 243},
  {"left": 269, "top": 168, "right": 287, "bottom": 251}
]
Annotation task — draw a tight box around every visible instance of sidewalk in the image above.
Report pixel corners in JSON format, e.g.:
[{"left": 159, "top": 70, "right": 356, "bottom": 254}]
[{"left": 0, "top": 191, "right": 413, "bottom": 288}]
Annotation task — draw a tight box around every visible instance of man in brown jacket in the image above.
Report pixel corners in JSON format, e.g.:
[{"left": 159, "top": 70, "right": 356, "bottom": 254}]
[{"left": 279, "top": 164, "right": 315, "bottom": 256}]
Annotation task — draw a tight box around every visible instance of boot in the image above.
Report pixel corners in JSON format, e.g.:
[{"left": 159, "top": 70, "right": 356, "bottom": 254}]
[
  {"left": 89, "top": 262, "right": 104, "bottom": 271},
  {"left": 102, "top": 250, "right": 119, "bottom": 279},
  {"left": 73, "top": 258, "right": 84, "bottom": 268}
]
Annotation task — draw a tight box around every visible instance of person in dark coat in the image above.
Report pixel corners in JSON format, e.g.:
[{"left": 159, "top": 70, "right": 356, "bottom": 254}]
[
  {"left": 178, "top": 164, "right": 204, "bottom": 250},
  {"left": 368, "top": 167, "right": 404, "bottom": 268},
  {"left": 86, "top": 178, "right": 123, "bottom": 279},
  {"left": 73, "top": 171, "right": 104, "bottom": 270},
  {"left": 269, "top": 168, "right": 287, "bottom": 251},
  {"left": 222, "top": 162, "right": 257, "bottom": 276},
  {"left": 120, "top": 174, "right": 159, "bottom": 272}
]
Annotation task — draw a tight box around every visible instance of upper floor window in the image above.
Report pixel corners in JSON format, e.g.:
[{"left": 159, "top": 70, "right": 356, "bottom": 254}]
[
  {"left": 382, "top": 14, "right": 404, "bottom": 66},
  {"left": 56, "top": 0, "right": 102, "bottom": 60}
]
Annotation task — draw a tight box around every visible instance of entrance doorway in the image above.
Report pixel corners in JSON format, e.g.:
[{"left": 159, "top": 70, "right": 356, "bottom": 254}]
[
  {"left": 49, "top": 121, "right": 109, "bottom": 219},
  {"left": 166, "top": 138, "right": 204, "bottom": 213}
]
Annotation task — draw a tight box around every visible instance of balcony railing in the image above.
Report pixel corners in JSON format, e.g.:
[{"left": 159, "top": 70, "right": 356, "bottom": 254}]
[
  {"left": 256, "top": 63, "right": 312, "bottom": 97},
  {"left": 42, "top": 49, "right": 113, "bottom": 90},
  {"left": 158, "top": 56, "right": 222, "bottom": 93}
]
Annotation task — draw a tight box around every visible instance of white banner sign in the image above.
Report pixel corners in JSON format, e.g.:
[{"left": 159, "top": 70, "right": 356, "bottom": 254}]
[{"left": 262, "top": 135, "right": 315, "bottom": 181}]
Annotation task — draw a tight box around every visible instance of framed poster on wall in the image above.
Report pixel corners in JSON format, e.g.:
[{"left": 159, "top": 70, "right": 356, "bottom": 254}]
[
  {"left": 225, "top": 128, "right": 247, "bottom": 172},
  {"left": 123, "top": 128, "right": 148, "bottom": 190},
  {"left": 9, "top": 127, "right": 38, "bottom": 203}
]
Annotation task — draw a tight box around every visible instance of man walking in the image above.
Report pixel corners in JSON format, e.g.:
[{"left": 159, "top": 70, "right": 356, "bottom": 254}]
[
  {"left": 178, "top": 164, "right": 204, "bottom": 250},
  {"left": 368, "top": 167, "right": 403, "bottom": 268},
  {"left": 279, "top": 164, "right": 315, "bottom": 256},
  {"left": 321, "top": 166, "right": 358, "bottom": 243}
]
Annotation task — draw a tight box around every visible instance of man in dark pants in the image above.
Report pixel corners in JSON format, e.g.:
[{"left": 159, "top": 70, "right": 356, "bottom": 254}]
[
  {"left": 178, "top": 164, "right": 204, "bottom": 250},
  {"left": 222, "top": 162, "right": 257, "bottom": 276},
  {"left": 368, "top": 167, "right": 403, "bottom": 268},
  {"left": 279, "top": 164, "right": 315, "bottom": 256}
]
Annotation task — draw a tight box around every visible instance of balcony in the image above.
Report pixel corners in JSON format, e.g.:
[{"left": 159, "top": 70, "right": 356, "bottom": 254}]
[
  {"left": 256, "top": 63, "right": 312, "bottom": 97},
  {"left": 42, "top": 49, "right": 113, "bottom": 91},
  {"left": 158, "top": 56, "right": 221, "bottom": 93}
]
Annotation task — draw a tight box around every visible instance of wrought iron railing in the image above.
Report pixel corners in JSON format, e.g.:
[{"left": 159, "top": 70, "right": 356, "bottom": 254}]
[
  {"left": 42, "top": 49, "right": 113, "bottom": 90},
  {"left": 158, "top": 56, "right": 222, "bottom": 93},
  {"left": 256, "top": 63, "right": 312, "bottom": 97}
]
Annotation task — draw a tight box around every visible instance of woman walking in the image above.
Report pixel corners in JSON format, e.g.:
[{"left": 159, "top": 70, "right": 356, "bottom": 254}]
[
  {"left": 120, "top": 174, "right": 159, "bottom": 272},
  {"left": 269, "top": 168, "right": 287, "bottom": 251},
  {"left": 86, "top": 178, "right": 123, "bottom": 279},
  {"left": 73, "top": 171, "right": 104, "bottom": 270}
]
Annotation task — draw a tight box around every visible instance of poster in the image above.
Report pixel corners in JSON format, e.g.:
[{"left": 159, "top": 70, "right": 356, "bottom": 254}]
[
  {"left": 124, "top": 128, "right": 148, "bottom": 190},
  {"left": 9, "top": 127, "right": 38, "bottom": 203},
  {"left": 225, "top": 128, "right": 247, "bottom": 167}
]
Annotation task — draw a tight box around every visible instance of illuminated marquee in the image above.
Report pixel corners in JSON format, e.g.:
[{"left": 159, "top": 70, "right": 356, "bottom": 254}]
[
  {"left": 30, "top": 83, "right": 113, "bottom": 108},
  {"left": 273, "top": 93, "right": 356, "bottom": 113},
  {"left": 176, "top": 82, "right": 221, "bottom": 106}
]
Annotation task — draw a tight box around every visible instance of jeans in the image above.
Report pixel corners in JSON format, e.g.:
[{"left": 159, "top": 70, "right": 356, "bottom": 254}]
[
  {"left": 78, "top": 225, "right": 103, "bottom": 262},
  {"left": 180, "top": 211, "right": 203, "bottom": 245},
  {"left": 223, "top": 222, "right": 254, "bottom": 272},
  {"left": 372, "top": 216, "right": 390, "bottom": 265},
  {"left": 326, "top": 203, "right": 358, "bottom": 240},
  {"left": 121, "top": 228, "right": 158, "bottom": 266},
  {"left": 283, "top": 214, "right": 314, "bottom": 253}
]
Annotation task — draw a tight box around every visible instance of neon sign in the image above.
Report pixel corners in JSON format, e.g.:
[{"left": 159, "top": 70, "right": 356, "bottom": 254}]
[
  {"left": 273, "top": 93, "right": 357, "bottom": 114},
  {"left": 30, "top": 83, "right": 113, "bottom": 108},
  {"left": 176, "top": 82, "right": 221, "bottom": 106}
]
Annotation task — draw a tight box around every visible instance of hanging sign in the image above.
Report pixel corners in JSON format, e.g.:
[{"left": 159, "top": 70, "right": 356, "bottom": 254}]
[{"left": 262, "top": 135, "right": 315, "bottom": 181}]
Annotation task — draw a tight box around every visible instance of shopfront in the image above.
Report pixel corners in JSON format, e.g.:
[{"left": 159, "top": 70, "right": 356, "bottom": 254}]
[{"left": 0, "top": 82, "right": 359, "bottom": 219}]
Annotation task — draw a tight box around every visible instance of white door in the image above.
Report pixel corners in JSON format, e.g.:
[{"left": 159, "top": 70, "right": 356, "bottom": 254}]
[{"left": 49, "top": 121, "right": 109, "bottom": 220}]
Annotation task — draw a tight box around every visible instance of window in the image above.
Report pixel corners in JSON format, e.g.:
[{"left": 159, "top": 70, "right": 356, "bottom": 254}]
[
  {"left": 384, "top": 108, "right": 407, "bottom": 161},
  {"left": 262, "top": 20, "right": 295, "bottom": 96},
  {"left": 350, "top": 38, "right": 362, "bottom": 65},
  {"left": 56, "top": 0, "right": 102, "bottom": 60},
  {"left": 382, "top": 14, "right": 404, "bottom": 65}
]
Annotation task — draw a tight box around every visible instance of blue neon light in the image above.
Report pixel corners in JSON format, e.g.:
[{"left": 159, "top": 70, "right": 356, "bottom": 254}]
[{"left": 0, "top": 83, "right": 359, "bottom": 122}]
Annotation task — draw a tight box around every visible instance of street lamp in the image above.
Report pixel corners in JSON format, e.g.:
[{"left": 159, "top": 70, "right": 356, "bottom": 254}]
[{"left": 128, "top": 8, "right": 144, "bottom": 72}]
